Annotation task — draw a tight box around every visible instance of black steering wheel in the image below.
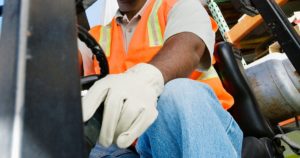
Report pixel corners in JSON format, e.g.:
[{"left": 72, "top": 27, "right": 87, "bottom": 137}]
[
  {"left": 77, "top": 25, "right": 109, "bottom": 90},
  {"left": 77, "top": 25, "right": 107, "bottom": 154}
]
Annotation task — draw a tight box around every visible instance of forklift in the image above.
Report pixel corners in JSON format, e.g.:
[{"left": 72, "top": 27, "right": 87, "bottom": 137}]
[{"left": 0, "top": 0, "right": 299, "bottom": 157}]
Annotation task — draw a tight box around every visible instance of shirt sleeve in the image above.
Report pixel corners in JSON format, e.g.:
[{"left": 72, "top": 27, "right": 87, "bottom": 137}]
[{"left": 164, "top": 0, "right": 215, "bottom": 71}]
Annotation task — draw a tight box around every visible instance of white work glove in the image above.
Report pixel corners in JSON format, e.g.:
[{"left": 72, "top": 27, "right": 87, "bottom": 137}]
[{"left": 82, "top": 63, "right": 164, "bottom": 148}]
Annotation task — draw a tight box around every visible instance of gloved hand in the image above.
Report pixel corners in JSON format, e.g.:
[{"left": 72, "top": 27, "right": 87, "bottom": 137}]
[{"left": 82, "top": 63, "right": 164, "bottom": 148}]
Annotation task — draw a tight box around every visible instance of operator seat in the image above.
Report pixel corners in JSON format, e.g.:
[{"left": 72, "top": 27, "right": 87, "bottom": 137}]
[{"left": 213, "top": 42, "right": 284, "bottom": 158}]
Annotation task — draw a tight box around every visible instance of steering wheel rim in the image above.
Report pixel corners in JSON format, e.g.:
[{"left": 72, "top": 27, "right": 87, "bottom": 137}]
[
  {"left": 77, "top": 25, "right": 109, "bottom": 78},
  {"left": 77, "top": 25, "right": 109, "bottom": 89}
]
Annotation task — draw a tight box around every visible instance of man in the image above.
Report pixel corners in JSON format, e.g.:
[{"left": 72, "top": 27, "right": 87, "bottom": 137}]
[{"left": 81, "top": 0, "right": 243, "bottom": 157}]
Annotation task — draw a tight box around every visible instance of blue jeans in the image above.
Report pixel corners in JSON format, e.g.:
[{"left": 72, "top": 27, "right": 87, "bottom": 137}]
[{"left": 90, "top": 79, "right": 243, "bottom": 158}]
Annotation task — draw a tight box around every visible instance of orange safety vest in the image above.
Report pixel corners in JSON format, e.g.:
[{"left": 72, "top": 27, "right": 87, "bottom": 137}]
[{"left": 88, "top": 0, "right": 234, "bottom": 110}]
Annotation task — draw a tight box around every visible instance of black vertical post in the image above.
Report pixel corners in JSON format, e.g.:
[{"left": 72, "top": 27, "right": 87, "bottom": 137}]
[
  {"left": 0, "top": 0, "right": 85, "bottom": 157},
  {"left": 251, "top": 0, "right": 300, "bottom": 73}
]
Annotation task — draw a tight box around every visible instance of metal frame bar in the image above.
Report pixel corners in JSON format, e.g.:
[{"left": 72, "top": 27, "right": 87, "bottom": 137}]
[
  {"left": 76, "top": 0, "right": 99, "bottom": 30},
  {"left": 251, "top": 0, "right": 300, "bottom": 73},
  {"left": 225, "top": 0, "right": 287, "bottom": 45},
  {"left": 77, "top": 2, "right": 90, "bottom": 30},
  {"left": 0, "top": 0, "right": 85, "bottom": 157}
]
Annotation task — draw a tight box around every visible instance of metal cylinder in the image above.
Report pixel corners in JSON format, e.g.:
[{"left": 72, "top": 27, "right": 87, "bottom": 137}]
[{"left": 245, "top": 53, "right": 300, "bottom": 123}]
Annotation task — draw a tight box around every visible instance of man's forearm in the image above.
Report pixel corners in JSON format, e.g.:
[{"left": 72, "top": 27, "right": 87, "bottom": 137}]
[{"left": 149, "top": 32, "right": 207, "bottom": 83}]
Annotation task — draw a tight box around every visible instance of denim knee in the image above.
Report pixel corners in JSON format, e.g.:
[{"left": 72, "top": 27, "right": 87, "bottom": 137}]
[
  {"left": 157, "top": 78, "right": 218, "bottom": 112},
  {"left": 162, "top": 78, "right": 215, "bottom": 97},
  {"left": 157, "top": 78, "right": 235, "bottom": 135}
]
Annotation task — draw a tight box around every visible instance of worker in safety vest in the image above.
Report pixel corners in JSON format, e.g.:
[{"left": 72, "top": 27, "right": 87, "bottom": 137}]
[{"left": 81, "top": 0, "right": 243, "bottom": 157}]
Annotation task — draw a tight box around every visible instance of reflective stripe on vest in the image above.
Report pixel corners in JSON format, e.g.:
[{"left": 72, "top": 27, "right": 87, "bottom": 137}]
[
  {"left": 99, "top": 25, "right": 112, "bottom": 57},
  {"left": 196, "top": 66, "right": 219, "bottom": 81},
  {"left": 148, "top": 0, "right": 164, "bottom": 47}
]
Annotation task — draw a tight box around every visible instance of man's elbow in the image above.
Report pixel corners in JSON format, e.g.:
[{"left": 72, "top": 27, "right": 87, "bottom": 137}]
[{"left": 191, "top": 36, "right": 207, "bottom": 66}]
